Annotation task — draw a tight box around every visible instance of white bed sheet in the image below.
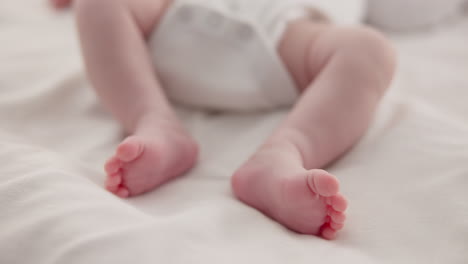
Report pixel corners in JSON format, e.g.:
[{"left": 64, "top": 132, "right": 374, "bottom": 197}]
[{"left": 0, "top": 2, "right": 467, "bottom": 264}]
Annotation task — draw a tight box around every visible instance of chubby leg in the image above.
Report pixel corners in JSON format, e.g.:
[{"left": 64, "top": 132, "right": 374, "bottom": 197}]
[
  {"left": 75, "top": 0, "right": 198, "bottom": 197},
  {"left": 232, "top": 20, "right": 396, "bottom": 239}
]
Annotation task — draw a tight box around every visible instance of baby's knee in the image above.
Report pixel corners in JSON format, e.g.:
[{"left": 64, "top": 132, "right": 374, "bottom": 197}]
[{"left": 330, "top": 26, "right": 397, "bottom": 86}]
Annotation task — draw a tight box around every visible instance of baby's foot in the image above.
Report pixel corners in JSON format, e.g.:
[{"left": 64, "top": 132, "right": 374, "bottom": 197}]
[
  {"left": 50, "top": 0, "right": 72, "bottom": 9},
  {"left": 232, "top": 140, "right": 347, "bottom": 239},
  {"left": 104, "top": 124, "right": 198, "bottom": 197}
]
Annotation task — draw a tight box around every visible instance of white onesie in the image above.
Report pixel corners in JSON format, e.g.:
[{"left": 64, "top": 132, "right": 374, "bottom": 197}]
[{"left": 149, "top": 0, "right": 365, "bottom": 112}]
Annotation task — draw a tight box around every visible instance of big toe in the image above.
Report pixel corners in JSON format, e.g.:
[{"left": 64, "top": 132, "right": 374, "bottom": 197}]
[
  {"left": 307, "top": 170, "right": 339, "bottom": 197},
  {"left": 116, "top": 136, "right": 144, "bottom": 162}
]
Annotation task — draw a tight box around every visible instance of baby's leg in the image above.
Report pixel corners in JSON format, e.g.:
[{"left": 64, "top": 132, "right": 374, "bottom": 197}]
[
  {"left": 75, "top": 0, "right": 198, "bottom": 197},
  {"left": 232, "top": 20, "right": 396, "bottom": 239}
]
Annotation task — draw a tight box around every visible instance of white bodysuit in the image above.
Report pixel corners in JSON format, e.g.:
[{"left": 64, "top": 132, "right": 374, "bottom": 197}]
[{"left": 149, "top": 0, "right": 365, "bottom": 111}]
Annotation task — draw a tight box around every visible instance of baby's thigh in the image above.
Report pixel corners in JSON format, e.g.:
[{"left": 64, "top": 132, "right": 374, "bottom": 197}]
[
  {"left": 279, "top": 21, "right": 394, "bottom": 92},
  {"left": 277, "top": 20, "right": 331, "bottom": 92},
  {"left": 116, "top": 0, "right": 173, "bottom": 37}
]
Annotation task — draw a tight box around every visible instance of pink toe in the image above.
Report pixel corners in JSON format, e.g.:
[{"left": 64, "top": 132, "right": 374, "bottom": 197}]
[
  {"left": 327, "top": 194, "right": 348, "bottom": 212},
  {"left": 106, "top": 173, "right": 122, "bottom": 187},
  {"left": 321, "top": 226, "right": 337, "bottom": 240},
  {"left": 105, "top": 157, "right": 121, "bottom": 175},
  {"left": 116, "top": 187, "right": 130, "bottom": 198},
  {"left": 106, "top": 182, "right": 119, "bottom": 193},
  {"left": 329, "top": 210, "right": 346, "bottom": 224},
  {"left": 330, "top": 222, "right": 344, "bottom": 230},
  {"left": 307, "top": 170, "right": 339, "bottom": 197},
  {"left": 116, "top": 137, "right": 144, "bottom": 162}
]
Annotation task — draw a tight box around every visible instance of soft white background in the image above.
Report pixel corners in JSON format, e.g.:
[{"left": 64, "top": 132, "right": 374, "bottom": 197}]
[{"left": 0, "top": 1, "right": 467, "bottom": 264}]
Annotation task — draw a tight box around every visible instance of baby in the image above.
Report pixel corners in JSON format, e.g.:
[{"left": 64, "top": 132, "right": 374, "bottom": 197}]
[{"left": 51, "top": 0, "right": 396, "bottom": 239}]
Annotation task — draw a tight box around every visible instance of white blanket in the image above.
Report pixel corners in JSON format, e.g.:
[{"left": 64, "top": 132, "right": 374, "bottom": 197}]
[{"left": 1, "top": 2, "right": 467, "bottom": 264}]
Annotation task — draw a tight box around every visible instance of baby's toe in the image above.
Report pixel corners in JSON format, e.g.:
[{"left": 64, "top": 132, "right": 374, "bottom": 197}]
[
  {"left": 116, "top": 136, "right": 144, "bottom": 162},
  {"left": 307, "top": 170, "right": 339, "bottom": 197},
  {"left": 326, "top": 193, "right": 348, "bottom": 212},
  {"left": 321, "top": 225, "right": 337, "bottom": 240},
  {"left": 105, "top": 173, "right": 122, "bottom": 193},
  {"left": 330, "top": 222, "right": 344, "bottom": 230},
  {"left": 328, "top": 209, "right": 346, "bottom": 224},
  {"left": 105, "top": 157, "right": 122, "bottom": 175},
  {"left": 116, "top": 186, "right": 130, "bottom": 198}
]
